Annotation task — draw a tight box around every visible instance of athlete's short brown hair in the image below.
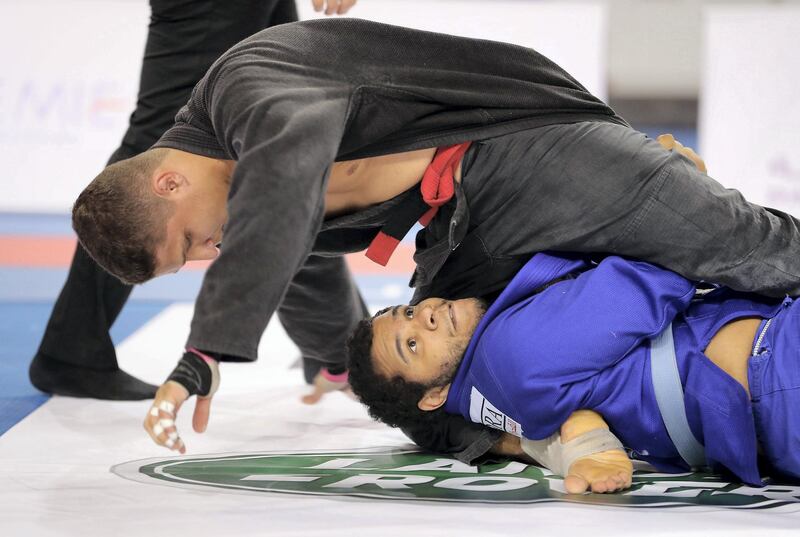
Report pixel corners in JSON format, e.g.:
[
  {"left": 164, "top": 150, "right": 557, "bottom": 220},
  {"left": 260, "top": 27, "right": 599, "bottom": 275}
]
[{"left": 72, "top": 148, "right": 172, "bottom": 285}]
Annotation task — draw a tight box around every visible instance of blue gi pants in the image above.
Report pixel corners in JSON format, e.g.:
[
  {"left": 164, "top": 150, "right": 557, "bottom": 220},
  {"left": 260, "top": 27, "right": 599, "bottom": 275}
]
[{"left": 750, "top": 299, "right": 800, "bottom": 480}]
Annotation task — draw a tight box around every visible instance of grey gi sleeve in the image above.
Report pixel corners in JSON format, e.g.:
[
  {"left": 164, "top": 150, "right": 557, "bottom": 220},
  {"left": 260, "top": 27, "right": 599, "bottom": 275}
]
[
  {"left": 278, "top": 255, "right": 369, "bottom": 374},
  {"left": 401, "top": 413, "right": 502, "bottom": 464},
  {"left": 184, "top": 66, "right": 355, "bottom": 359}
]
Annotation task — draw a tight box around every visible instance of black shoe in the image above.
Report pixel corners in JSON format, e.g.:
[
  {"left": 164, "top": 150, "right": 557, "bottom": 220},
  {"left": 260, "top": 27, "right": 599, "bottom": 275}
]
[{"left": 29, "top": 352, "right": 158, "bottom": 400}]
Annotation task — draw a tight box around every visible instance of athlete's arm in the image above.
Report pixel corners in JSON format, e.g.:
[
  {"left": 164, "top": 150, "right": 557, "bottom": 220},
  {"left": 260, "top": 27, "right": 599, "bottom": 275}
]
[{"left": 492, "top": 410, "right": 632, "bottom": 494}]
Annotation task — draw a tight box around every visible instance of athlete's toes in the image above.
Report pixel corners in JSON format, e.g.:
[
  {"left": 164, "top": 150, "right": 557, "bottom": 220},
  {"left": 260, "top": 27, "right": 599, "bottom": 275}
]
[{"left": 564, "top": 475, "right": 590, "bottom": 494}]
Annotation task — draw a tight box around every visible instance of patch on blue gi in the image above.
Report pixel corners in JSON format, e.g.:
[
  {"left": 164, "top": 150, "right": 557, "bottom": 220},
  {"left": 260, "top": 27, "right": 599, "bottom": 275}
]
[{"left": 469, "top": 386, "right": 523, "bottom": 436}]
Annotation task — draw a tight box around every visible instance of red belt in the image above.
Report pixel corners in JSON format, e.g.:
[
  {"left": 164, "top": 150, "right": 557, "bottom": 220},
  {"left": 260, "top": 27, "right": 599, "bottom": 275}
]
[{"left": 365, "top": 142, "right": 471, "bottom": 266}]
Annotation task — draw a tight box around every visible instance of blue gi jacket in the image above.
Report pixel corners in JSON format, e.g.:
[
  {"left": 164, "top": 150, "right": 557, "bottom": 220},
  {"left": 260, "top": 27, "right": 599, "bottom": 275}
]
[{"left": 444, "top": 253, "right": 786, "bottom": 485}]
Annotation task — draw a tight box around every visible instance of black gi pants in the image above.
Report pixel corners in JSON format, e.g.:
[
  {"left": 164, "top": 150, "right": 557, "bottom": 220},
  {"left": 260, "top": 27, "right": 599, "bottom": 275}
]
[{"left": 31, "top": 0, "right": 298, "bottom": 398}]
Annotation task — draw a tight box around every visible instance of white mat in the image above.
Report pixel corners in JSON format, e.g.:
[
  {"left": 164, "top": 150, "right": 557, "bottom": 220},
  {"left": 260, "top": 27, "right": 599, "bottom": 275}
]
[{"left": 1, "top": 304, "right": 798, "bottom": 536}]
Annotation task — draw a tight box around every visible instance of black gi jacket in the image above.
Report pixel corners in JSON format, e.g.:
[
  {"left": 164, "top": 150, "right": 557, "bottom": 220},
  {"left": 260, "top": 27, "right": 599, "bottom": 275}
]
[
  {"left": 153, "top": 18, "right": 627, "bottom": 460},
  {"left": 154, "top": 17, "right": 626, "bottom": 356}
]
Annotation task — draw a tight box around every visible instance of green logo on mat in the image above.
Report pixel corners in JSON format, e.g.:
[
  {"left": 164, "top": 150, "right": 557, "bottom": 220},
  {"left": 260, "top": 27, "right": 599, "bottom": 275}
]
[{"left": 112, "top": 448, "right": 800, "bottom": 509}]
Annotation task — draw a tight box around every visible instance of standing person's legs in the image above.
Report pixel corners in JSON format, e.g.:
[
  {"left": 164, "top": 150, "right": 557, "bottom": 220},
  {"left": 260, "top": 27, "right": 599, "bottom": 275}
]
[{"left": 30, "top": 0, "right": 298, "bottom": 399}]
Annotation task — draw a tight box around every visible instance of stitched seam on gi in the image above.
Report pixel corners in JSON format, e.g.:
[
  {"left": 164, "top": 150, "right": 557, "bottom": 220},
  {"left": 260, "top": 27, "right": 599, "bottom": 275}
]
[{"left": 610, "top": 161, "right": 671, "bottom": 252}]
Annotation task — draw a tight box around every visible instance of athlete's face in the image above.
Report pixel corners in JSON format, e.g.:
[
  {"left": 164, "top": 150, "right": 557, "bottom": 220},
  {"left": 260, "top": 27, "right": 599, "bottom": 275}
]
[
  {"left": 370, "top": 298, "right": 486, "bottom": 385},
  {"left": 155, "top": 192, "right": 227, "bottom": 276},
  {"left": 152, "top": 167, "right": 229, "bottom": 277}
]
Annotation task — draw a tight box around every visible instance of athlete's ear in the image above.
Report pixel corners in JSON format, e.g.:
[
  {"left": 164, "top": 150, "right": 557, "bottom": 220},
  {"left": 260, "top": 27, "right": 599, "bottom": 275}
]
[
  {"left": 418, "top": 384, "right": 450, "bottom": 411},
  {"left": 152, "top": 170, "right": 188, "bottom": 199}
]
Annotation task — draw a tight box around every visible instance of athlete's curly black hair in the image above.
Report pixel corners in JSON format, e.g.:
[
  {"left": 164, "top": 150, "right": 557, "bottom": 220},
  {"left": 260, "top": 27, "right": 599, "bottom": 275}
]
[{"left": 346, "top": 315, "right": 448, "bottom": 430}]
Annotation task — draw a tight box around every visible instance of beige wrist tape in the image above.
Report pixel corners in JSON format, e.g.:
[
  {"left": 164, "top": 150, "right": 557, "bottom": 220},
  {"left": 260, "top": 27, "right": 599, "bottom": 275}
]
[{"left": 520, "top": 428, "right": 625, "bottom": 476}]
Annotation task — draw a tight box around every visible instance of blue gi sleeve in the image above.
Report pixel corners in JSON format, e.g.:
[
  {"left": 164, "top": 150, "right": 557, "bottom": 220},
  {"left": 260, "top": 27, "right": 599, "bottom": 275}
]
[{"left": 477, "top": 256, "right": 696, "bottom": 438}]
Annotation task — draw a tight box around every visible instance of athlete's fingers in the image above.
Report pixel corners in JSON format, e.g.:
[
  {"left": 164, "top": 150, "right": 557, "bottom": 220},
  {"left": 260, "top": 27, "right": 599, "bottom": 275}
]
[
  {"left": 144, "top": 414, "right": 183, "bottom": 454},
  {"left": 145, "top": 407, "right": 177, "bottom": 437},
  {"left": 192, "top": 395, "right": 213, "bottom": 433},
  {"left": 311, "top": 0, "right": 324, "bottom": 12},
  {"left": 656, "top": 133, "right": 676, "bottom": 150},
  {"left": 144, "top": 400, "right": 176, "bottom": 443},
  {"left": 164, "top": 428, "right": 185, "bottom": 453},
  {"left": 657, "top": 133, "right": 707, "bottom": 173},
  {"left": 144, "top": 382, "right": 190, "bottom": 451},
  {"left": 680, "top": 145, "right": 707, "bottom": 173},
  {"left": 301, "top": 392, "right": 324, "bottom": 404},
  {"left": 300, "top": 371, "right": 349, "bottom": 405},
  {"left": 338, "top": 0, "right": 357, "bottom": 14},
  {"left": 301, "top": 385, "right": 325, "bottom": 405}
]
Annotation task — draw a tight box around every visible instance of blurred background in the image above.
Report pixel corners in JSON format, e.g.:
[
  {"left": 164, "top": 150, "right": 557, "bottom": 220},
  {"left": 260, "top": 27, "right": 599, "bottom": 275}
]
[
  {"left": 0, "top": 0, "right": 798, "bottom": 423},
  {"left": 2, "top": 0, "right": 798, "bottom": 216},
  {"left": 1, "top": 4, "right": 799, "bottom": 532}
]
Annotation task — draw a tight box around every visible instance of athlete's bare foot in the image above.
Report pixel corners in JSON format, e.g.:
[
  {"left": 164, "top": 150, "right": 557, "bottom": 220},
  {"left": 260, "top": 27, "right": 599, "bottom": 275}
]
[
  {"left": 560, "top": 410, "right": 633, "bottom": 494},
  {"left": 565, "top": 450, "right": 633, "bottom": 493}
]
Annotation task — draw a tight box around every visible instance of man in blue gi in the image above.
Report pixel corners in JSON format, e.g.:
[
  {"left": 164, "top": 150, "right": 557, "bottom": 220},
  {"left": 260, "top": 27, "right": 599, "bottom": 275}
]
[{"left": 349, "top": 252, "right": 800, "bottom": 487}]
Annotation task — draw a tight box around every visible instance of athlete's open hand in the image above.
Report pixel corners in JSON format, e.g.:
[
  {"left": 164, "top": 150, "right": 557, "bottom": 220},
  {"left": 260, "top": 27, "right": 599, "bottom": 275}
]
[
  {"left": 301, "top": 369, "right": 352, "bottom": 404},
  {"left": 311, "top": 0, "right": 357, "bottom": 16},
  {"left": 144, "top": 381, "right": 215, "bottom": 454}
]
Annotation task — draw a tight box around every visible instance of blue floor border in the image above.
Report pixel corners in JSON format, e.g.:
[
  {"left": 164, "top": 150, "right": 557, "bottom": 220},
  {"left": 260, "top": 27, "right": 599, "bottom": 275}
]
[{"left": 0, "top": 300, "right": 173, "bottom": 436}]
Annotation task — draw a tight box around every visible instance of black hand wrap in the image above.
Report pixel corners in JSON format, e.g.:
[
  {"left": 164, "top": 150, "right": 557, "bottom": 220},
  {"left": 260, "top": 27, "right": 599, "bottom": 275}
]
[{"left": 167, "top": 351, "right": 215, "bottom": 397}]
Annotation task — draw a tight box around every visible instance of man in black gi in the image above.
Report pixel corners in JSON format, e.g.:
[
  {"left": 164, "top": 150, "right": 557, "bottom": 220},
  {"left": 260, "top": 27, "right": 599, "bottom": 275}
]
[
  {"left": 30, "top": 0, "right": 356, "bottom": 400},
  {"left": 71, "top": 19, "right": 800, "bottom": 465}
]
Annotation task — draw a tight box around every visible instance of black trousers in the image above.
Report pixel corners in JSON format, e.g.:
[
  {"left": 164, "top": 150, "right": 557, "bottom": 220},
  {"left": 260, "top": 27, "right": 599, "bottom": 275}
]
[{"left": 36, "top": 0, "right": 298, "bottom": 370}]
